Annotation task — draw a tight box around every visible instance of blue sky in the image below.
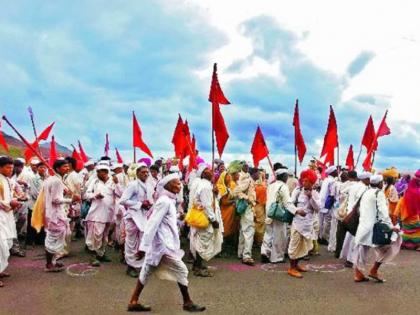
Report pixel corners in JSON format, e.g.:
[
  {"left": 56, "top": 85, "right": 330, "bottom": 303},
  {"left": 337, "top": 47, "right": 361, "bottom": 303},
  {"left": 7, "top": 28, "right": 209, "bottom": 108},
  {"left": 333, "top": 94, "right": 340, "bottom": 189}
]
[{"left": 0, "top": 1, "right": 419, "bottom": 171}]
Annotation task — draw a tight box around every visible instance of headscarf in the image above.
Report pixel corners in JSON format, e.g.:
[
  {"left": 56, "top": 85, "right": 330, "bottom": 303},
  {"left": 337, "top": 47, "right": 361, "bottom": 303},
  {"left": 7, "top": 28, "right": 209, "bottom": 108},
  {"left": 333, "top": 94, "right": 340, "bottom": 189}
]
[
  {"left": 396, "top": 175, "right": 410, "bottom": 196},
  {"left": 404, "top": 170, "right": 420, "bottom": 217},
  {"left": 227, "top": 160, "right": 242, "bottom": 174}
]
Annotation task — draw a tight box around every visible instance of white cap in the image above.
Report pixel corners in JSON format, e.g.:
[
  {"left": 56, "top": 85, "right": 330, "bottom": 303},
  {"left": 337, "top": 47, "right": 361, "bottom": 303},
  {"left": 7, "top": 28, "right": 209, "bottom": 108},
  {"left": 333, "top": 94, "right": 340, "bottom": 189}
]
[
  {"left": 326, "top": 166, "right": 337, "bottom": 175},
  {"left": 17, "top": 158, "right": 25, "bottom": 164},
  {"left": 275, "top": 168, "right": 289, "bottom": 176},
  {"left": 97, "top": 160, "right": 111, "bottom": 166},
  {"left": 85, "top": 160, "right": 95, "bottom": 167},
  {"left": 112, "top": 163, "right": 123, "bottom": 170},
  {"left": 169, "top": 165, "right": 180, "bottom": 173},
  {"left": 196, "top": 163, "right": 209, "bottom": 178},
  {"left": 160, "top": 173, "right": 180, "bottom": 187},
  {"left": 358, "top": 171, "right": 372, "bottom": 180},
  {"left": 135, "top": 162, "right": 148, "bottom": 171},
  {"left": 30, "top": 158, "right": 41, "bottom": 165},
  {"left": 96, "top": 164, "right": 110, "bottom": 172},
  {"left": 370, "top": 175, "right": 383, "bottom": 184}
]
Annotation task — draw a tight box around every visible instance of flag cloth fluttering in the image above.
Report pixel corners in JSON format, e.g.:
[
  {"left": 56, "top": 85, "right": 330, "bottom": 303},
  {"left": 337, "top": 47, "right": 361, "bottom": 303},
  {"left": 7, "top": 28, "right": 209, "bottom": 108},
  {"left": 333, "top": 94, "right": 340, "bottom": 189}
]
[
  {"left": 188, "top": 134, "right": 197, "bottom": 171},
  {"left": 115, "top": 148, "right": 124, "bottom": 163},
  {"left": 361, "top": 115, "right": 376, "bottom": 150},
  {"left": 133, "top": 112, "right": 153, "bottom": 158},
  {"left": 48, "top": 135, "right": 58, "bottom": 175},
  {"left": 78, "top": 141, "right": 89, "bottom": 163},
  {"left": 104, "top": 133, "right": 110, "bottom": 157},
  {"left": 251, "top": 126, "right": 269, "bottom": 167},
  {"left": 37, "top": 122, "right": 55, "bottom": 141},
  {"left": 172, "top": 114, "right": 186, "bottom": 159},
  {"left": 320, "top": 105, "right": 339, "bottom": 166},
  {"left": 345, "top": 144, "right": 355, "bottom": 170},
  {"left": 0, "top": 121, "right": 9, "bottom": 152},
  {"left": 24, "top": 122, "right": 55, "bottom": 161},
  {"left": 362, "top": 110, "right": 391, "bottom": 171},
  {"left": 209, "top": 63, "right": 230, "bottom": 157},
  {"left": 293, "top": 99, "right": 306, "bottom": 164},
  {"left": 71, "top": 147, "right": 82, "bottom": 162}
]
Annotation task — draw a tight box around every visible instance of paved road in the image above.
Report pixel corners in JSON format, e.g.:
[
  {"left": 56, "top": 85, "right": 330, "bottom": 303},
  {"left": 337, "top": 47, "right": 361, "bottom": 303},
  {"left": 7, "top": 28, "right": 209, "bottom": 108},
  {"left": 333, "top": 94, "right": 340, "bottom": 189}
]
[{"left": 1, "top": 241, "right": 419, "bottom": 315}]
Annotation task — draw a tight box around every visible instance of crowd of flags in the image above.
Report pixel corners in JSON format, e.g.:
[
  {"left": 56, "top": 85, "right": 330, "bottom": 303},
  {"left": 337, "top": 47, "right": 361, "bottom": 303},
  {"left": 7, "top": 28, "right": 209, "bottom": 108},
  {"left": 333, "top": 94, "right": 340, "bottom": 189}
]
[{"left": 0, "top": 63, "right": 392, "bottom": 174}]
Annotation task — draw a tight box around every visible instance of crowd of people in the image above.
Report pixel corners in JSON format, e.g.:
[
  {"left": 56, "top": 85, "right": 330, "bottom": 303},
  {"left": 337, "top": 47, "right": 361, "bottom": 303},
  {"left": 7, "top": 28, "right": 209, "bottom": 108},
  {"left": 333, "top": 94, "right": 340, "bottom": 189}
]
[{"left": 0, "top": 153, "right": 419, "bottom": 312}]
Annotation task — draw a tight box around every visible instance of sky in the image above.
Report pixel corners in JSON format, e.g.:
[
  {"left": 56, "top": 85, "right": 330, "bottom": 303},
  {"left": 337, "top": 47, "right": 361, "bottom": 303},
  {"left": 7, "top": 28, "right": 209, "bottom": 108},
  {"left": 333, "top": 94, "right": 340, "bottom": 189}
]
[{"left": 0, "top": 0, "right": 419, "bottom": 171}]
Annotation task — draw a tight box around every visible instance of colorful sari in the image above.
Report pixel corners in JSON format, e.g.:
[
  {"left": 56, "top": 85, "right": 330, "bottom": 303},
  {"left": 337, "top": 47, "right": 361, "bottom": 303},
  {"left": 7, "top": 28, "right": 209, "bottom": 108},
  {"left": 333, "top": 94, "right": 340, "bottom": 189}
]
[
  {"left": 253, "top": 180, "right": 267, "bottom": 245},
  {"left": 216, "top": 172, "right": 238, "bottom": 237},
  {"left": 395, "top": 197, "right": 420, "bottom": 250}
]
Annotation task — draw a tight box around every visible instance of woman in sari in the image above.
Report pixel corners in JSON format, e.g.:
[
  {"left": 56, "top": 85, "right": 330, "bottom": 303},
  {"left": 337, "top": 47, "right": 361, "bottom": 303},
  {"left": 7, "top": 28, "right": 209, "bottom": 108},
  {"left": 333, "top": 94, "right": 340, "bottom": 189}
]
[
  {"left": 395, "top": 170, "right": 420, "bottom": 250},
  {"left": 382, "top": 167, "right": 399, "bottom": 225}
]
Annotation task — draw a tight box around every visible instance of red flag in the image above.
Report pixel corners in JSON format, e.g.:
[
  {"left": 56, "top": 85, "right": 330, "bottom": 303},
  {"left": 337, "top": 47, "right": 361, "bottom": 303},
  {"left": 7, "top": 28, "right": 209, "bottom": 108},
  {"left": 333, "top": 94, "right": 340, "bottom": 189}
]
[
  {"left": 172, "top": 114, "right": 186, "bottom": 158},
  {"left": 209, "top": 63, "right": 230, "bottom": 105},
  {"left": 24, "top": 141, "right": 39, "bottom": 162},
  {"left": 37, "top": 122, "right": 55, "bottom": 141},
  {"left": 361, "top": 115, "right": 376, "bottom": 150},
  {"left": 71, "top": 147, "right": 82, "bottom": 161},
  {"left": 115, "top": 148, "right": 124, "bottom": 163},
  {"left": 345, "top": 145, "right": 355, "bottom": 170},
  {"left": 182, "top": 120, "right": 192, "bottom": 158},
  {"left": 212, "top": 103, "right": 229, "bottom": 157},
  {"left": 49, "top": 136, "right": 58, "bottom": 174},
  {"left": 188, "top": 135, "right": 197, "bottom": 172},
  {"left": 0, "top": 122, "right": 9, "bottom": 152},
  {"left": 133, "top": 112, "right": 153, "bottom": 158},
  {"left": 251, "top": 126, "right": 269, "bottom": 167},
  {"left": 104, "top": 133, "right": 110, "bottom": 157},
  {"left": 78, "top": 141, "right": 89, "bottom": 163},
  {"left": 293, "top": 99, "right": 306, "bottom": 164},
  {"left": 376, "top": 110, "right": 391, "bottom": 138},
  {"left": 362, "top": 149, "right": 374, "bottom": 171},
  {"left": 320, "top": 105, "right": 338, "bottom": 165}
]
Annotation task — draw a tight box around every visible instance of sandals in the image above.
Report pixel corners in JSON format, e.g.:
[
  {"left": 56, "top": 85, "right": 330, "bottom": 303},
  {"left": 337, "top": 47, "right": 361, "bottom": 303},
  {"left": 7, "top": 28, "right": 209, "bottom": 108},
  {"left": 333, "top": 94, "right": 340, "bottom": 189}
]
[
  {"left": 0, "top": 272, "right": 11, "bottom": 278},
  {"left": 354, "top": 277, "right": 370, "bottom": 283},
  {"left": 242, "top": 258, "right": 255, "bottom": 266},
  {"left": 368, "top": 274, "right": 386, "bottom": 283},
  {"left": 183, "top": 303, "right": 206, "bottom": 313},
  {"left": 44, "top": 264, "right": 65, "bottom": 272},
  {"left": 127, "top": 303, "right": 152, "bottom": 312},
  {"left": 193, "top": 268, "right": 214, "bottom": 277}
]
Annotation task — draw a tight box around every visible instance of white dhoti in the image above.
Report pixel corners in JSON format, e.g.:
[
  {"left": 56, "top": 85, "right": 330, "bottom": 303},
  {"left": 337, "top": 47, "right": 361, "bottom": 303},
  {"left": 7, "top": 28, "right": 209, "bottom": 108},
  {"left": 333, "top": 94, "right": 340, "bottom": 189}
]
[
  {"left": 0, "top": 238, "right": 12, "bottom": 273},
  {"left": 261, "top": 220, "right": 288, "bottom": 262},
  {"left": 328, "top": 210, "right": 338, "bottom": 252},
  {"left": 85, "top": 221, "right": 110, "bottom": 257},
  {"left": 238, "top": 206, "right": 255, "bottom": 259},
  {"left": 355, "top": 235, "right": 402, "bottom": 271},
  {"left": 319, "top": 210, "right": 332, "bottom": 240},
  {"left": 190, "top": 225, "right": 223, "bottom": 262},
  {"left": 124, "top": 217, "right": 144, "bottom": 269},
  {"left": 288, "top": 227, "right": 313, "bottom": 260},
  {"left": 139, "top": 255, "right": 189, "bottom": 286},
  {"left": 45, "top": 220, "right": 70, "bottom": 255},
  {"left": 340, "top": 233, "right": 358, "bottom": 263}
]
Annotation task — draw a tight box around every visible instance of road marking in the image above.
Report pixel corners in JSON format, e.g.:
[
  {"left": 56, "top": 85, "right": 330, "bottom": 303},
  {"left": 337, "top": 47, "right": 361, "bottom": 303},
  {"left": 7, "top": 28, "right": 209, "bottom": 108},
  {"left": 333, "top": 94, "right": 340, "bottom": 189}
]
[{"left": 66, "top": 263, "right": 99, "bottom": 277}]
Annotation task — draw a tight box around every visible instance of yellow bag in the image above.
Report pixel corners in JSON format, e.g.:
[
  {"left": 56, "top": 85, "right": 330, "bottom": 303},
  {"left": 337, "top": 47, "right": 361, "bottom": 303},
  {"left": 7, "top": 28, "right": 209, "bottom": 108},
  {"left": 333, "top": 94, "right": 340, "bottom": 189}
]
[
  {"left": 185, "top": 205, "right": 210, "bottom": 229},
  {"left": 31, "top": 187, "right": 46, "bottom": 233}
]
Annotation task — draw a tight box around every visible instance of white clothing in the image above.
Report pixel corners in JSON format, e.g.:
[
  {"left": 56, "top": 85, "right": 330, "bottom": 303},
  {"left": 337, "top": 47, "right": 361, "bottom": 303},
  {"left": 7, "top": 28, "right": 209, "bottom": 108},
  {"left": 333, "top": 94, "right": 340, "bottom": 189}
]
[
  {"left": 85, "top": 178, "right": 116, "bottom": 223},
  {"left": 0, "top": 174, "right": 16, "bottom": 273}
]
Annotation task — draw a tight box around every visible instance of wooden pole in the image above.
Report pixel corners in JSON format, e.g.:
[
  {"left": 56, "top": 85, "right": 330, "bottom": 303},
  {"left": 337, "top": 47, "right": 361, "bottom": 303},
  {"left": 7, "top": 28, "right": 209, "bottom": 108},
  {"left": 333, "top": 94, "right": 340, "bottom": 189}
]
[
  {"left": 266, "top": 154, "right": 276, "bottom": 180},
  {"left": 133, "top": 147, "right": 137, "bottom": 163},
  {"left": 355, "top": 143, "right": 363, "bottom": 168},
  {"left": 294, "top": 144, "right": 298, "bottom": 177}
]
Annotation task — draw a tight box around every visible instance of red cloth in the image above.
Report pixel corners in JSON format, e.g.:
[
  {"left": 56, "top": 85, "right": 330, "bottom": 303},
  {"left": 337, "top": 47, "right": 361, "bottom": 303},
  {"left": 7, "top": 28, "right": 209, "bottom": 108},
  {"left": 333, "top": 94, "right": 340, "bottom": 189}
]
[
  {"left": 0, "top": 124, "right": 9, "bottom": 152},
  {"left": 300, "top": 169, "right": 318, "bottom": 185},
  {"left": 188, "top": 135, "right": 197, "bottom": 172},
  {"left": 78, "top": 141, "right": 89, "bottom": 163},
  {"left": 404, "top": 172, "right": 420, "bottom": 217},
  {"left": 212, "top": 102, "right": 229, "bottom": 157},
  {"left": 345, "top": 144, "right": 354, "bottom": 170},
  {"left": 133, "top": 112, "right": 153, "bottom": 158},
  {"left": 72, "top": 148, "right": 82, "bottom": 161},
  {"left": 251, "top": 126, "right": 269, "bottom": 167},
  {"left": 293, "top": 100, "right": 306, "bottom": 164},
  {"left": 48, "top": 136, "right": 58, "bottom": 175},
  {"left": 172, "top": 114, "right": 186, "bottom": 158},
  {"left": 115, "top": 148, "right": 124, "bottom": 163},
  {"left": 209, "top": 63, "right": 230, "bottom": 105},
  {"left": 320, "top": 105, "right": 338, "bottom": 165},
  {"left": 361, "top": 115, "right": 376, "bottom": 150}
]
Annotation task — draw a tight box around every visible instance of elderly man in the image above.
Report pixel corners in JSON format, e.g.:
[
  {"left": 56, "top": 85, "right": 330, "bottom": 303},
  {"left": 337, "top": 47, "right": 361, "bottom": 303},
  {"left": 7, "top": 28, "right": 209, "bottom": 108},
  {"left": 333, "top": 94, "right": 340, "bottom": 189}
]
[
  {"left": 120, "top": 164, "right": 154, "bottom": 278},
  {"left": 0, "top": 157, "right": 22, "bottom": 287},
  {"left": 353, "top": 175, "right": 401, "bottom": 283},
  {"left": 85, "top": 164, "right": 118, "bottom": 266},
  {"left": 44, "top": 159, "right": 81, "bottom": 272},
  {"left": 127, "top": 173, "right": 205, "bottom": 313},
  {"left": 189, "top": 165, "right": 223, "bottom": 277}
]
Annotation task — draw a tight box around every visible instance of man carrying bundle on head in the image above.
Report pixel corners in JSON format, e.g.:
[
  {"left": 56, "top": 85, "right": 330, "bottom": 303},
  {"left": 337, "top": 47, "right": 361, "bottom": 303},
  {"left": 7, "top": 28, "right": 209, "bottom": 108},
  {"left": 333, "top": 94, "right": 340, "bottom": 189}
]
[
  {"left": 127, "top": 173, "right": 205, "bottom": 313},
  {"left": 120, "top": 163, "right": 154, "bottom": 278},
  {"left": 188, "top": 164, "right": 223, "bottom": 277},
  {"left": 44, "top": 159, "right": 81, "bottom": 272}
]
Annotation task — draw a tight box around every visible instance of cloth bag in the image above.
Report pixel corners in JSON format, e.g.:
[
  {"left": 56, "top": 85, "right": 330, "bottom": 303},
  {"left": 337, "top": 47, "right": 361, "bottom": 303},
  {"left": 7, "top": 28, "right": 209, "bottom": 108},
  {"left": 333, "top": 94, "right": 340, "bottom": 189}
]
[
  {"left": 235, "top": 198, "right": 248, "bottom": 215},
  {"left": 185, "top": 205, "right": 210, "bottom": 229},
  {"left": 343, "top": 191, "right": 367, "bottom": 236},
  {"left": 372, "top": 190, "right": 393, "bottom": 245},
  {"left": 267, "top": 184, "right": 294, "bottom": 224}
]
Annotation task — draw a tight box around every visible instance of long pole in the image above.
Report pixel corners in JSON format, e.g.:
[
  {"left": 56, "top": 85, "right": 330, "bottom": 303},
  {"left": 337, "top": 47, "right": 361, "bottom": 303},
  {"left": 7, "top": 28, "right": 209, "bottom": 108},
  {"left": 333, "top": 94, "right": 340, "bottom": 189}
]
[
  {"left": 133, "top": 147, "right": 136, "bottom": 163},
  {"left": 371, "top": 151, "right": 376, "bottom": 168},
  {"left": 355, "top": 144, "right": 363, "bottom": 168},
  {"left": 211, "top": 103, "right": 216, "bottom": 213},
  {"left": 266, "top": 154, "right": 276, "bottom": 180},
  {"left": 28, "top": 108, "right": 43, "bottom": 156},
  {"left": 294, "top": 144, "right": 298, "bottom": 177}
]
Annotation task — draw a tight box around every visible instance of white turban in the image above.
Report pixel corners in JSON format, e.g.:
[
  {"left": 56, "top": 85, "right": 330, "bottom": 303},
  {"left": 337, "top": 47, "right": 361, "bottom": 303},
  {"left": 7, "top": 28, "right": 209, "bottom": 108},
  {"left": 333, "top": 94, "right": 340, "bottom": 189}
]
[
  {"left": 96, "top": 164, "right": 110, "bottom": 172},
  {"left": 196, "top": 163, "right": 209, "bottom": 178},
  {"left": 370, "top": 175, "right": 383, "bottom": 184},
  {"left": 85, "top": 160, "right": 95, "bottom": 167},
  {"left": 30, "top": 158, "right": 40, "bottom": 165},
  {"left": 326, "top": 166, "right": 337, "bottom": 175},
  {"left": 358, "top": 171, "right": 372, "bottom": 180},
  {"left": 275, "top": 168, "right": 289, "bottom": 176}
]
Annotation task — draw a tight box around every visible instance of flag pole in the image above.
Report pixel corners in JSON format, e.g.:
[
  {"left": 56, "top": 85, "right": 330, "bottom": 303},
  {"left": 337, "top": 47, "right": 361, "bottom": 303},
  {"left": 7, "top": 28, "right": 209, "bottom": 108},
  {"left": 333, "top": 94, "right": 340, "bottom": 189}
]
[
  {"left": 266, "top": 154, "right": 275, "bottom": 180},
  {"left": 27, "top": 107, "right": 43, "bottom": 156},
  {"left": 133, "top": 147, "right": 136, "bottom": 163},
  {"left": 355, "top": 143, "right": 363, "bottom": 167},
  {"left": 294, "top": 144, "right": 298, "bottom": 177}
]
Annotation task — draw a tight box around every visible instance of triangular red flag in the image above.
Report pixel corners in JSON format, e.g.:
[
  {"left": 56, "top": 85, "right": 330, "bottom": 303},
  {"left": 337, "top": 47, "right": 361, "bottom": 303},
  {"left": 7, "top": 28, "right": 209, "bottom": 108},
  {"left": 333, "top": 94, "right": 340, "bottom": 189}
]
[
  {"left": 345, "top": 145, "right": 355, "bottom": 170},
  {"left": 362, "top": 149, "right": 373, "bottom": 171},
  {"left": 71, "top": 147, "right": 82, "bottom": 161},
  {"left": 172, "top": 114, "right": 186, "bottom": 158},
  {"left": 320, "top": 105, "right": 339, "bottom": 164},
  {"left": 212, "top": 103, "right": 229, "bottom": 157},
  {"left": 0, "top": 122, "right": 9, "bottom": 152},
  {"left": 37, "top": 122, "right": 55, "bottom": 141},
  {"left": 361, "top": 115, "right": 376, "bottom": 150},
  {"left": 49, "top": 136, "right": 58, "bottom": 175},
  {"left": 209, "top": 63, "right": 230, "bottom": 105},
  {"left": 181, "top": 120, "right": 192, "bottom": 159},
  {"left": 376, "top": 110, "right": 391, "bottom": 138},
  {"left": 293, "top": 99, "right": 306, "bottom": 164},
  {"left": 24, "top": 141, "right": 39, "bottom": 162},
  {"left": 188, "top": 135, "right": 197, "bottom": 172},
  {"left": 115, "top": 148, "right": 124, "bottom": 163},
  {"left": 78, "top": 141, "right": 89, "bottom": 163},
  {"left": 251, "top": 126, "right": 269, "bottom": 167},
  {"left": 133, "top": 112, "right": 153, "bottom": 158},
  {"left": 104, "top": 133, "right": 110, "bottom": 157}
]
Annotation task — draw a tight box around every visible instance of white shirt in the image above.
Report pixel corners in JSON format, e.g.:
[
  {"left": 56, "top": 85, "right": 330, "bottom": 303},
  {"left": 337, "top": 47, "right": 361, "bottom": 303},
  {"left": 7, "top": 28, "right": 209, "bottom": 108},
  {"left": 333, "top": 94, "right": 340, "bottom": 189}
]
[
  {"left": 319, "top": 176, "right": 339, "bottom": 213},
  {"left": 291, "top": 187, "right": 321, "bottom": 239},
  {"left": 0, "top": 174, "right": 17, "bottom": 240},
  {"left": 85, "top": 178, "right": 116, "bottom": 223},
  {"left": 44, "top": 175, "right": 72, "bottom": 225}
]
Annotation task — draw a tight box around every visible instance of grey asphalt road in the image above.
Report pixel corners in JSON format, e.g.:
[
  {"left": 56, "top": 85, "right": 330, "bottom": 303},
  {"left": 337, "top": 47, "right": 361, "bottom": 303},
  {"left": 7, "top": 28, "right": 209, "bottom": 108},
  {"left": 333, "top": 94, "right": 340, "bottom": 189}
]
[{"left": 0, "top": 240, "right": 419, "bottom": 315}]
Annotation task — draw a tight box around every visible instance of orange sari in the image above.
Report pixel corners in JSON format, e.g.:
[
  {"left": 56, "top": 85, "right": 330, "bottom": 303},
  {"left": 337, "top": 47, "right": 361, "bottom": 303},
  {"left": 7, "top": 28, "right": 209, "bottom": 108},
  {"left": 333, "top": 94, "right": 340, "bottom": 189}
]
[{"left": 217, "top": 172, "right": 238, "bottom": 237}]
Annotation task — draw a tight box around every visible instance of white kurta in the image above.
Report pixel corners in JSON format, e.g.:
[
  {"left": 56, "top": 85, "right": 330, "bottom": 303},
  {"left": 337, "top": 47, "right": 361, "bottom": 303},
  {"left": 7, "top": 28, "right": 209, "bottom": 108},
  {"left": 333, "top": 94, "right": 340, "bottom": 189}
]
[
  {"left": 0, "top": 174, "right": 16, "bottom": 273},
  {"left": 189, "top": 179, "right": 223, "bottom": 261},
  {"left": 85, "top": 178, "right": 116, "bottom": 223}
]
